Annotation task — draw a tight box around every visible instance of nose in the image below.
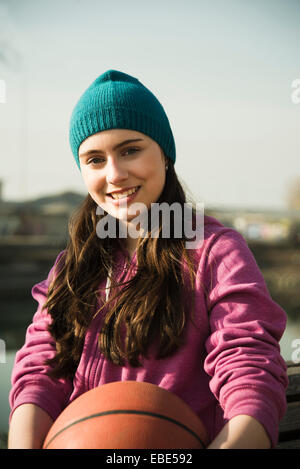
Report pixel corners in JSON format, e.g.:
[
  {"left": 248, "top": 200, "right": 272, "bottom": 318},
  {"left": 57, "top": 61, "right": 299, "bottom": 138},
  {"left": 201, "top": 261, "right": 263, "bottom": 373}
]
[{"left": 106, "top": 157, "right": 128, "bottom": 184}]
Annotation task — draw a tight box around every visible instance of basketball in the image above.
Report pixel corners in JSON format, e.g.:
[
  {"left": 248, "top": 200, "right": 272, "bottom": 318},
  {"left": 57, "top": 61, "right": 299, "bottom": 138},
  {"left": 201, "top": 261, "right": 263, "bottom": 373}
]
[{"left": 43, "top": 381, "right": 209, "bottom": 449}]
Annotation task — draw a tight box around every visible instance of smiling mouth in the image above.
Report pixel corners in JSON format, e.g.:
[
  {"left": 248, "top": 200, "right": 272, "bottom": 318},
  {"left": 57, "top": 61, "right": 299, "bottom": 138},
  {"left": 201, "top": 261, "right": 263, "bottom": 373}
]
[{"left": 107, "top": 186, "right": 140, "bottom": 200}]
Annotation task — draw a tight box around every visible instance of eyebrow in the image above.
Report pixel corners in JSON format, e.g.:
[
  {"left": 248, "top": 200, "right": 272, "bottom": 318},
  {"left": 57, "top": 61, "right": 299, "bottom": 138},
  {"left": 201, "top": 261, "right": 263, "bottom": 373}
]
[{"left": 79, "top": 138, "right": 144, "bottom": 159}]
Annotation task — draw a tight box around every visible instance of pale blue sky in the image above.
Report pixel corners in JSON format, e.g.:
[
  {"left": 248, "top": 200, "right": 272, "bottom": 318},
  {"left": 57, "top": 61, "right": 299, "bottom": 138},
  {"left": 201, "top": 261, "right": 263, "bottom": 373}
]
[{"left": 0, "top": 0, "right": 299, "bottom": 209}]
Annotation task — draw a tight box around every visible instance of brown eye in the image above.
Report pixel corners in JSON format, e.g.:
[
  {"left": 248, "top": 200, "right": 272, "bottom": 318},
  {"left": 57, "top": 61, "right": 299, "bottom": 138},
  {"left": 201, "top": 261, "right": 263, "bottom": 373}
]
[
  {"left": 87, "top": 157, "right": 105, "bottom": 165},
  {"left": 121, "top": 147, "right": 139, "bottom": 156}
]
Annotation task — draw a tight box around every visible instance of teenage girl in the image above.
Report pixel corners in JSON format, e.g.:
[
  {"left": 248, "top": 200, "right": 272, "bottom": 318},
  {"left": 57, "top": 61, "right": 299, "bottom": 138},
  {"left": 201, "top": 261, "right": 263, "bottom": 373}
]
[{"left": 8, "top": 70, "right": 288, "bottom": 449}]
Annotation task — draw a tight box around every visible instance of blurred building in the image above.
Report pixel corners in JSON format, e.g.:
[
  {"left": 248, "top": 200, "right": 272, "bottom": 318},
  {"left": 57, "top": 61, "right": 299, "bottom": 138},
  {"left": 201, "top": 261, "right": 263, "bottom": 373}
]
[
  {"left": 0, "top": 191, "right": 85, "bottom": 262},
  {"left": 206, "top": 206, "right": 300, "bottom": 246},
  {"left": 0, "top": 192, "right": 300, "bottom": 350}
]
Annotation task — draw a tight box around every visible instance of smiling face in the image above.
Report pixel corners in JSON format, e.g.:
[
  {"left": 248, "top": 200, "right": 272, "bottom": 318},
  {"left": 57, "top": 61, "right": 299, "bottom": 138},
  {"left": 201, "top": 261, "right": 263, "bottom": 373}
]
[{"left": 79, "top": 129, "right": 167, "bottom": 223}]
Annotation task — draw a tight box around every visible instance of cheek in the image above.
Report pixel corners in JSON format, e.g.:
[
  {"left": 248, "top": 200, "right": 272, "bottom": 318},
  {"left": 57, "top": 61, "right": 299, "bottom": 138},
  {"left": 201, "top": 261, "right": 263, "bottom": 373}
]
[
  {"left": 139, "top": 156, "right": 165, "bottom": 181},
  {"left": 156, "top": 173, "right": 166, "bottom": 197},
  {"left": 81, "top": 171, "right": 104, "bottom": 193},
  {"left": 145, "top": 168, "right": 166, "bottom": 200},
  {"left": 80, "top": 169, "right": 91, "bottom": 188}
]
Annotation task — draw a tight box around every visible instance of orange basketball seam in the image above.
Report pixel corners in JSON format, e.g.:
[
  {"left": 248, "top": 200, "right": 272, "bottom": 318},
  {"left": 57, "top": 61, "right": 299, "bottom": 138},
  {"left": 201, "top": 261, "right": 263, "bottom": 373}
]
[{"left": 44, "top": 409, "right": 206, "bottom": 449}]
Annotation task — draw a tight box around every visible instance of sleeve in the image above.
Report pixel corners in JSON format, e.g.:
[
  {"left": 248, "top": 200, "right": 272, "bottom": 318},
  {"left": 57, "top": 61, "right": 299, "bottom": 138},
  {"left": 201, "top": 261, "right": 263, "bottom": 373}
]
[
  {"left": 9, "top": 251, "right": 73, "bottom": 422},
  {"left": 203, "top": 229, "right": 288, "bottom": 448}
]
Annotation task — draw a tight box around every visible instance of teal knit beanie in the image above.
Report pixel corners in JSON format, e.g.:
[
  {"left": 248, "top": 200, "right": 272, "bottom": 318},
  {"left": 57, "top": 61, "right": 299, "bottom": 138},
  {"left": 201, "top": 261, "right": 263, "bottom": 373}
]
[{"left": 69, "top": 70, "right": 176, "bottom": 169}]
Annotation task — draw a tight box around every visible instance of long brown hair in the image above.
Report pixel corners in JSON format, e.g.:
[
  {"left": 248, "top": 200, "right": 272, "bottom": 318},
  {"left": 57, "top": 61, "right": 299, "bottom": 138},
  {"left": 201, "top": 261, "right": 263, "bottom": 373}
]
[{"left": 44, "top": 161, "right": 198, "bottom": 379}]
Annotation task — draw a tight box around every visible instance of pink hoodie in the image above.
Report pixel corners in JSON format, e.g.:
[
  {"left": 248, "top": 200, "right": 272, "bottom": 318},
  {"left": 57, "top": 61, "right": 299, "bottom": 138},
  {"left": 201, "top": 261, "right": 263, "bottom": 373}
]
[{"left": 9, "top": 216, "right": 288, "bottom": 447}]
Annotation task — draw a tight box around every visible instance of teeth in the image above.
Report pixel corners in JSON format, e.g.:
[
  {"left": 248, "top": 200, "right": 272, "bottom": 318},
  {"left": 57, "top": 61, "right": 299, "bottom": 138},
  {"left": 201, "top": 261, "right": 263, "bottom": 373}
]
[{"left": 111, "top": 187, "right": 139, "bottom": 199}]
